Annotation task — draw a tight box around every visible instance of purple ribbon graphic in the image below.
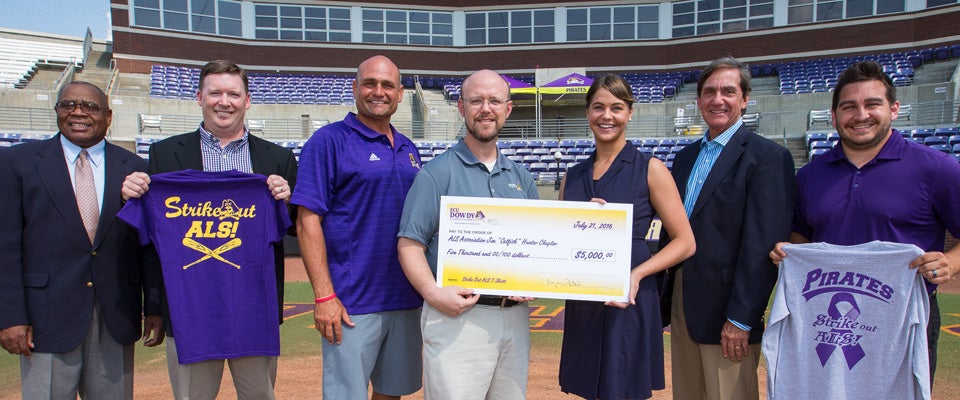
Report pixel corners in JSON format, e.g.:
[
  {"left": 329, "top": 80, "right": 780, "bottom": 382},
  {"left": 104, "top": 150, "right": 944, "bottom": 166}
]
[{"left": 815, "top": 293, "right": 866, "bottom": 369}]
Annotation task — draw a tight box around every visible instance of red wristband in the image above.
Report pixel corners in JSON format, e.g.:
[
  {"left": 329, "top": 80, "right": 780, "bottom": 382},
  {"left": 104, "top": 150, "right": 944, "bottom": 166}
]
[{"left": 315, "top": 293, "right": 337, "bottom": 304}]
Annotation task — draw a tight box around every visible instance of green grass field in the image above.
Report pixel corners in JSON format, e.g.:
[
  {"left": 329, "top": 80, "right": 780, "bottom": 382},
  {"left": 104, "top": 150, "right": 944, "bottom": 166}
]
[{"left": 1, "top": 282, "right": 958, "bottom": 398}]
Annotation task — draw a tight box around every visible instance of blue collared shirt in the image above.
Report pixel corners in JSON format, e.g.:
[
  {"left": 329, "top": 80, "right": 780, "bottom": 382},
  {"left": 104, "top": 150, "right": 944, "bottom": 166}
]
[
  {"left": 198, "top": 123, "right": 253, "bottom": 173},
  {"left": 683, "top": 119, "right": 742, "bottom": 217},
  {"left": 61, "top": 135, "right": 106, "bottom": 211},
  {"left": 682, "top": 119, "right": 752, "bottom": 331}
]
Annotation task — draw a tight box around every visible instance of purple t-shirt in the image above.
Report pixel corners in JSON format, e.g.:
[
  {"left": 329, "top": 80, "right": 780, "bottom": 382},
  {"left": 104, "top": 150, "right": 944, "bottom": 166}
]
[
  {"left": 793, "top": 132, "right": 960, "bottom": 291},
  {"left": 291, "top": 112, "right": 422, "bottom": 314},
  {"left": 118, "top": 169, "right": 291, "bottom": 363}
]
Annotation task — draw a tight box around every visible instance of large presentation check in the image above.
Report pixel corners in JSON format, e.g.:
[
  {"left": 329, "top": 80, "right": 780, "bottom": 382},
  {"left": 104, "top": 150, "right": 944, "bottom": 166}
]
[{"left": 438, "top": 196, "right": 633, "bottom": 302}]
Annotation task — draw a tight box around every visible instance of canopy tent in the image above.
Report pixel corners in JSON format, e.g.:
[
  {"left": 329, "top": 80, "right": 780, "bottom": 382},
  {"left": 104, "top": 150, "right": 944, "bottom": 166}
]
[
  {"left": 506, "top": 73, "right": 594, "bottom": 137},
  {"left": 507, "top": 73, "right": 593, "bottom": 106}
]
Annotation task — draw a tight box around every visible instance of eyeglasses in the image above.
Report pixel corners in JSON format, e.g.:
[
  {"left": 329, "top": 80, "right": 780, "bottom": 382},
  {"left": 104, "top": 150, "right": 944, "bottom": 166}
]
[
  {"left": 465, "top": 97, "right": 508, "bottom": 109},
  {"left": 55, "top": 100, "right": 103, "bottom": 115}
]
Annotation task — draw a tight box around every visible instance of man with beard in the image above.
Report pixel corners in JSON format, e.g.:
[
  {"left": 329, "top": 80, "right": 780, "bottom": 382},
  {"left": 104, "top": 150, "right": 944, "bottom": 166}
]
[
  {"left": 396, "top": 69, "right": 538, "bottom": 399},
  {"left": 771, "top": 61, "right": 960, "bottom": 386}
]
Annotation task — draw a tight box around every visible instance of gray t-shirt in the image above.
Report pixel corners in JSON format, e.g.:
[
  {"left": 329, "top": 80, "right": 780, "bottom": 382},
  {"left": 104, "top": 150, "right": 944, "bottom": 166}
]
[{"left": 763, "top": 241, "right": 930, "bottom": 400}]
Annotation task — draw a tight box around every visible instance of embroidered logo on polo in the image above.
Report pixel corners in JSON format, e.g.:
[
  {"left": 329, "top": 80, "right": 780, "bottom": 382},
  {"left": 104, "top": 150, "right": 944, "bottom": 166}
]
[
  {"left": 409, "top": 153, "right": 420, "bottom": 169},
  {"left": 369, "top": 153, "right": 380, "bottom": 161},
  {"left": 164, "top": 196, "right": 257, "bottom": 270},
  {"left": 802, "top": 267, "right": 891, "bottom": 370}
]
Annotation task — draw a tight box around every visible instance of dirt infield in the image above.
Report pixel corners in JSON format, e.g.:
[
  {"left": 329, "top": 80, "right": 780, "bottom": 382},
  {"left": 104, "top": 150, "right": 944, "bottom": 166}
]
[
  {"left": 277, "top": 257, "right": 714, "bottom": 400},
  {"left": 5, "top": 256, "right": 944, "bottom": 400},
  {"left": 276, "top": 256, "right": 958, "bottom": 400}
]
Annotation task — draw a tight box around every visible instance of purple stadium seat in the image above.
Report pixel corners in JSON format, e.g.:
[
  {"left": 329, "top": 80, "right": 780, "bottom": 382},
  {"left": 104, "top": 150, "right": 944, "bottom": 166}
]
[{"left": 930, "top": 144, "right": 952, "bottom": 154}]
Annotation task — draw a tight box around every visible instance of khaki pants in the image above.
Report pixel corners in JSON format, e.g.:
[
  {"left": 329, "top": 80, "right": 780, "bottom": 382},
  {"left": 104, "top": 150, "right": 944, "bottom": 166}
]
[{"left": 671, "top": 269, "right": 761, "bottom": 400}]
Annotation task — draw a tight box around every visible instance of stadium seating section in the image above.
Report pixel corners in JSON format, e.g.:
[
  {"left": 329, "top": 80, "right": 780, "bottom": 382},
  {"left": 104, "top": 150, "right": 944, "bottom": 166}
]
[
  {"left": 151, "top": 65, "right": 692, "bottom": 105},
  {"left": 150, "top": 65, "right": 357, "bottom": 105},
  {"left": 146, "top": 47, "right": 956, "bottom": 106},
  {"left": 805, "top": 127, "right": 960, "bottom": 163},
  {"left": 0, "top": 37, "right": 83, "bottom": 88}
]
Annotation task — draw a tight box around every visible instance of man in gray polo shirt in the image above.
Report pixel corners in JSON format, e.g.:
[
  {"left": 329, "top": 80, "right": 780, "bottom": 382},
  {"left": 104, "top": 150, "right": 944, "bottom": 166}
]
[{"left": 397, "top": 69, "right": 538, "bottom": 399}]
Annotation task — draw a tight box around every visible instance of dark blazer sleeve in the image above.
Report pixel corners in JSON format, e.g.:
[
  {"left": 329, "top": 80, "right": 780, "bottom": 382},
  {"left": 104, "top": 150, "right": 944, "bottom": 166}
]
[
  {"left": 0, "top": 146, "right": 29, "bottom": 330},
  {"left": 724, "top": 133, "right": 796, "bottom": 334}
]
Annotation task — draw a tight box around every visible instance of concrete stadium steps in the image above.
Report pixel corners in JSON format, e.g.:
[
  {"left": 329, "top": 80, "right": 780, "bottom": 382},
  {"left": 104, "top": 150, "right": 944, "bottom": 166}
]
[
  {"left": 22, "top": 65, "right": 66, "bottom": 91},
  {"left": 113, "top": 73, "right": 154, "bottom": 97}
]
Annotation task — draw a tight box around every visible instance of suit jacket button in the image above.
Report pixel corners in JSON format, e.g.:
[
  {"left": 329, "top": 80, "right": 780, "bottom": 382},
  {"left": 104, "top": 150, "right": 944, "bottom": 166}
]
[
  {"left": 91, "top": 251, "right": 97, "bottom": 256},
  {"left": 86, "top": 282, "right": 94, "bottom": 287}
]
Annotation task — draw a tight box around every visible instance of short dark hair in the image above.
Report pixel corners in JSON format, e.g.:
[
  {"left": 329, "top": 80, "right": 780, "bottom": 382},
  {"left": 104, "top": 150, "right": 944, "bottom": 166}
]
[
  {"left": 831, "top": 61, "right": 896, "bottom": 111},
  {"left": 58, "top": 81, "right": 108, "bottom": 108},
  {"left": 199, "top": 60, "right": 249, "bottom": 93},
  {"left": 585, "top": 74, "right": 635, "bottom": 109},
  {"left": 697, "top": 56, "right": 751, "bottom": 98}
]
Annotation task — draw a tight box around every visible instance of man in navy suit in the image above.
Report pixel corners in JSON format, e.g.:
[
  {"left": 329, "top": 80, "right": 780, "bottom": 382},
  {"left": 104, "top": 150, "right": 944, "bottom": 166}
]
[
  {"left": 0, "top": 81, "right": 163, "bottom": 399},
  {"left": 122, "top": 60, "right": 296, "bottom": 400},
  {"left": 662, "top": 57, "right": 796, "bottom": 400}
]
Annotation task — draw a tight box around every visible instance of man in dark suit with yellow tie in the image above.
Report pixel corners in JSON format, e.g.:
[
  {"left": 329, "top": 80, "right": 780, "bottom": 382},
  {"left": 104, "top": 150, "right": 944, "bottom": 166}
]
[{"left": 0, "top": 81, "right": 163, "bottom": 399}]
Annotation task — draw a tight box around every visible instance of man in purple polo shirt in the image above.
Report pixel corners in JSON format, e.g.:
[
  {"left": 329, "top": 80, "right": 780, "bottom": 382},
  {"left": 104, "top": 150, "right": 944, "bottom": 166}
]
[
  {"left": 771, "top": 61, "right": 960, "bottom": 385},
  {"left": 291, "top": 55, "right": 422, "bottom": 400}
]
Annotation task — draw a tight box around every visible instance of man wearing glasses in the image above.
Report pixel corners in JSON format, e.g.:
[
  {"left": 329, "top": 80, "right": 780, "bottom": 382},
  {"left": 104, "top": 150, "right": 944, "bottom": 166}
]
[
  {"left": 397, "top": 69, "right": 538, "bottom": 399},
  {"left": 0, "top": 81, "right": 163, "bottom": 399}
]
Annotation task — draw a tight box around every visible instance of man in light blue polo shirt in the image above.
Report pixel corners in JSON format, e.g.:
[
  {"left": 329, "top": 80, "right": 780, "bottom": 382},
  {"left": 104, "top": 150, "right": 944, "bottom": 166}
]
[
  {"left": 292, "top": 55, "right": 423, "bottom": 400},
  {"left": 397, "top": 69, "right": 538, "bottom": 400}
]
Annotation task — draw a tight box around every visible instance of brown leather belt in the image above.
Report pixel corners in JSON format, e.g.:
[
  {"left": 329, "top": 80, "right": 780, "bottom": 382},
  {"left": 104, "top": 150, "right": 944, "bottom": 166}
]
[{"left": 475, "top": 295, "right": 520, "bottom": 308}]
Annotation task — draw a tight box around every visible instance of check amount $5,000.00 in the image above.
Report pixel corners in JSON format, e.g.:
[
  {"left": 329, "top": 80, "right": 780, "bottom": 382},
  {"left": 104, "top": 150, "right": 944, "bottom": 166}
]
[{"left": 572, "top": 249, "right": 616, "bottom": 262}]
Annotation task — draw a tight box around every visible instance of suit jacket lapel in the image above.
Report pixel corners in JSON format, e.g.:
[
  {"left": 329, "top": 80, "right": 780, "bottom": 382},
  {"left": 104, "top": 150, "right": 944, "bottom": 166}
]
[
  {"left": 35, "top": 136, "right": 89, "bottom": 245},
  {"left": 94, "top": 144, "right": 126, "bottom": 248},
  {"left": 248, "top": 136, "right": 272, "bottom": 175},
  {"left": 176, "top": 130, "right": 204, "bottom": 170},
  {"left": 690, "top": 126, "right": 749, "bottom": 218}
]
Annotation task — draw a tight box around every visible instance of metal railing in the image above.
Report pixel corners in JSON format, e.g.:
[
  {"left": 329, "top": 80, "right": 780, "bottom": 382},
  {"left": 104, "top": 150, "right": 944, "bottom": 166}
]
[{"left": 0, "top": 106, "right": 57, "bottom": 133}]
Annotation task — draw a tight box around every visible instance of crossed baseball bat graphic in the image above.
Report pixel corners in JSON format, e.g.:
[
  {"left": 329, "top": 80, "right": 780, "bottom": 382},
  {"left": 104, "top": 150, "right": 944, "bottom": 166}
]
[{"left": 182, "top": 237, "right": 242, "bottom": 270}]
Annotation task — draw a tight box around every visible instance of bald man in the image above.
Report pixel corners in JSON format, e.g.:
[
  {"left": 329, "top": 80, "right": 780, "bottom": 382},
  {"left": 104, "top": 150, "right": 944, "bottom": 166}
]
[
  {"left": 397, "top": 69, "right": 539, "bottom": 400},
  {"left": 292, "top": 55, "right": 423, "bottom": 400}
]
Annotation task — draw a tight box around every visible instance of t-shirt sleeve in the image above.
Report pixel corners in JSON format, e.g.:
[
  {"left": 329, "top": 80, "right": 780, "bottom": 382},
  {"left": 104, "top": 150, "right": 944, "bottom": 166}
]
[
  {"left": 397, "top": 168, "right": 441, "bottom": 246},
  {"left": 117, "top": 197, "right": 153, "bottom": 246},
  {"left": 289, "top": 131, "right": 336, "bottom": 217},
  {"left": 270, "top": 197, "right": 292, "bottom": 244}
]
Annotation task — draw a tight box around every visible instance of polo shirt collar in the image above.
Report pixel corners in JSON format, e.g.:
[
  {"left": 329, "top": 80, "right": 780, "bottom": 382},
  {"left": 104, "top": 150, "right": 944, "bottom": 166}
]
[
  {"left": 343, "top": 112, "right": 400, "bottom": 141},
  {"left": 701, "top": 118, "right": 741, "bottom": 149},
  {"left": 824, "top": 129, "right": 904, "bottom": 165},
  {"left": 451, "top": 139, "right": 511, "bottom": 172}
]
